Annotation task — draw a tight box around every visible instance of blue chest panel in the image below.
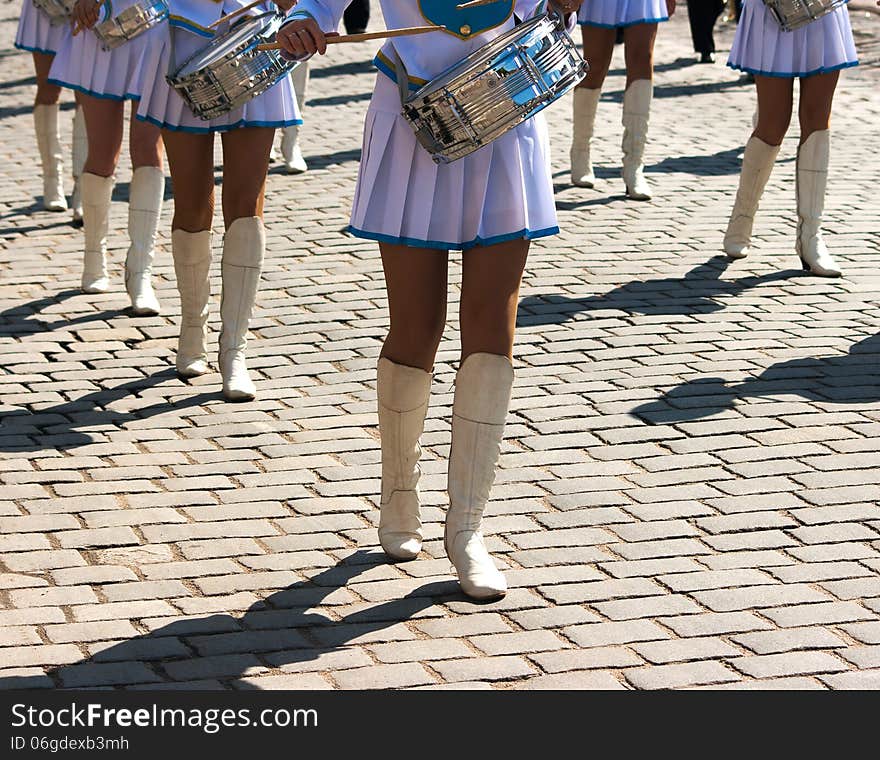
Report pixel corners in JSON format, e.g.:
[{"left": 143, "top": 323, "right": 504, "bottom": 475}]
[{"left": 417, "top": 0, "right": 515, "bottom": 39}]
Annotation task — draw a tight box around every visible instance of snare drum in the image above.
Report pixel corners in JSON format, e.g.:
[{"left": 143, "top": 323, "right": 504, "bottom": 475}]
[
  {"left": 93, "top": 0, "right": 169, "bottom": 51},
  {"left": 402, "top": 13, "right": 588, "bottom": 164},
  {"left": 31, "top": 0, "right": 76, "bottom": 26},
  {"left": 168, "top": 12, "right": 298, "bottom": 121},
  {"left": 762, "top": 0, "right": 848, "bottom": 31}
]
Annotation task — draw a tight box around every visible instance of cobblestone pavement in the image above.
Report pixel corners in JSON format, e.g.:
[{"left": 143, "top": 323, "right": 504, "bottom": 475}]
[{"left": 1, "top": 5, "right": 879, "bottom": 691}]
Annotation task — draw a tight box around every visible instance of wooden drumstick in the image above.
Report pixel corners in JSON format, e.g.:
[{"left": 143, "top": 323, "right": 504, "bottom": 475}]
[
  {"left": 455, "top": 0, "right": 502, "bottom": 7},
  {"left": 208, "top": 0, "right": 265, "bottom": 30},
  {"left": 256, "top": 25, "right": 440, "bottom": 51},
  {"left": 72, "top": 0, "right": 108, "bottom": 37}
]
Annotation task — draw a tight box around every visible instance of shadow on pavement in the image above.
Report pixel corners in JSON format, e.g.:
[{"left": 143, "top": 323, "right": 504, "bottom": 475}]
[
  {"left": 517, "top": 256, "right": 802, "bottom": 324},
  {"left": 0, "top": 551, "right": 463, "bottom": 689},
  {"left": 631, "top": 332, "right": 880, "bottom": 423}
]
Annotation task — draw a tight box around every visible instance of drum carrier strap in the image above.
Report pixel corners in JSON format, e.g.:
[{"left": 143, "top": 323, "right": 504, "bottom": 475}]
[{"left": 389, "top": 14, "right": 524, "bottom": 107}]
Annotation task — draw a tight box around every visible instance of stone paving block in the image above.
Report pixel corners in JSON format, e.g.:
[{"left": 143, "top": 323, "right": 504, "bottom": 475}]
[
  {"left": 760, "top": 601, "right": 877, "bottom": 628},
  {"left": 470, "top": 630, "right": 568, "bottom": 657},
  {"left": 414, "top": 613, "right": 514, "bottom": 638},
  {"left": 819, "top": 671, "right": 880, "bottom": 690},
  {"left": 233, "top": 673, "right": 333, "bottom": 690},
  {"left": 593, "top": 594, "right": 703, "bottom": 621},
  {"left": 516, "top": 672, "right": 626, "bottom": 690},
  {"left": 431, "top": 656, "right": 536, "bottom": 684},
  {"left": 658, "top": 612, "right": 773, "bottom": 638},
  {"left": 729, "top": 652, "right": 849, "bottom": 679},
  {"left": 625, "top": 661, "right": 740, "bottom": 690},
  {"left": 369, "top": 638, "right": 474, "bottom": 664},
  {"left": 732, "top": 627, "right": 848, "bottom": 655},
  {"left": 839, "top": 621, "right": 880, "bottom": 645},
  {"left": 632, "top": 637, "right": 741, "bottom": 665},
  {"left": 564, "top": 620, "right": 671, "bottom": 648},
  {"left": 691, "top": 584, "right": 832, "bottom": 612},
  {"left": 838, "top": 646, "right": 880, "bottom": 669}
]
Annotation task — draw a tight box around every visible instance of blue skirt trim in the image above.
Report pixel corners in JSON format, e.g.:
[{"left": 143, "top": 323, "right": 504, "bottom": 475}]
[
  {"left": 578, "top": 16, "right": 669, "bottom": 28},
  {"left": 15, "top": 42, "right": 58, "bottom": 55},
  {"left": 347, "top": 225, "right": 560, "bottom": 251},
  {"left": 47, "top": 78, "right": 140, "bottom": 101},
  {"left": 727, "top": 59, "right": 859, "bottom": 79},
  {"left": 137, "top": 113, "right": 303, "bottom": 133}
]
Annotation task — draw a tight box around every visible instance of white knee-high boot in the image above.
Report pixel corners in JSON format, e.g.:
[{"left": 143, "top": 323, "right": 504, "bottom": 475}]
[
  {"left": 125, "top": 166, "right": 164, "bottom": 316},
  {"left": 34, "top": 104, "right": 67, "bottom": 212},
  {"left": 71, "top": 106, "right": 87, "bottom": 226},
  {"left": 80, "top": 173, "right": 114, "bottom": 293},
  {"left": 219, "top": 217, "right": 264, "bottom": 401},
  {"left": 723, "top": 136, "right": 780, "bottom": 259},
  {"left": 172, "top": 229, "right": 212, "bottom": 377},
  {"left": 377, "top": 357, "right": 432, "bottom": 561},
  {"left": 570, "top": 87, "right": 601, "bottom": 188},
  {"left": 281, "top": 62, "right": 309, "bottom": 174},
  {"left": 621, "top": 79, "right": 653, "bottom": 201},
  {"left": 796, "top": 129, "right": 841, "bottom": 278},
  {"left": 446, "top": 353, "right": 512, "bottom": 600}
]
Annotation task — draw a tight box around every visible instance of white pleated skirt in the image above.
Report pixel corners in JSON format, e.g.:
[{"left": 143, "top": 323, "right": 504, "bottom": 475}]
[
  {"left": 136, "top": 27, "right": 301, "bottom": 133},
  {"left": 349, "top": 73, "right": 559, "bottom": 251},
  {"left": 578, "top": 0, "right": 670, "bottom": 27},
  {"left": 728, "top": 0, "right": 858, "bottom": 77},
  {"left": 15, "top": 0, "right": 68, "bottom": 55},
  {"left": 48, "top": 23, "right": 159, "bottom": 100}
]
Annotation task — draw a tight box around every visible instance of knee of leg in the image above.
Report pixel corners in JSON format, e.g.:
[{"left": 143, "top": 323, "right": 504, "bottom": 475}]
[
  {"left": 799, "top": 103, "right": 830, "bottom": 137},
  {"left": 34, "top": 83, "right": 61, "bottom": 106},
  {"left": 391, "top": 310, "right": 446, "bottom": 357},
  {"left": 173, "top": 203, "right": 213, "bottom": 233}
]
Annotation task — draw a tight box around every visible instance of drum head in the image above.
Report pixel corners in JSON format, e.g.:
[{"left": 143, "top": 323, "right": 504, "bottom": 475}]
[{"left": 176, "top": 13, "right": 274, "bottom": 76}]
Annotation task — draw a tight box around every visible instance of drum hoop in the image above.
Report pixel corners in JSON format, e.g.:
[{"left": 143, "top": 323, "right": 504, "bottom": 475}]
[
  {"left": 94, "top": 0, "right": 169, "bottom": 46},
  {"left": 407, "top": 13, "right": 554, "bottom": 102},
  {"left": 169, "top": 12, "right": 279, "bottom": 83}
]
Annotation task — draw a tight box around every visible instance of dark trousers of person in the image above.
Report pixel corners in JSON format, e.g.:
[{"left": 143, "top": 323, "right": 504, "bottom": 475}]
[
  {"left": 687, "top": 0, "right": 725, "bottom": 54},
  {"left": 343, "top": 0, "right": 370, "bottom": 34}
]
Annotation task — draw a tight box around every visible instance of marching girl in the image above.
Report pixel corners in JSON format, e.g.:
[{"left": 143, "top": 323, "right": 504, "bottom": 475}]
[
  {"left": 723, "top": 1, "right": 857, "bottom": 277},
  {"left": 15, "top": 1, "right": 87, "bottom": 222},
  {"left": 136, "top": 0, "right": 302, "bottom": 401},
  {"left": 570, "top": 0, "right": 676, "bottom": 199},
  {"left": 50, "top": 0, "right": 166, "bottom": 314},
  {"left": 277, "top": 0, "right": 580, "bottom": 600}
]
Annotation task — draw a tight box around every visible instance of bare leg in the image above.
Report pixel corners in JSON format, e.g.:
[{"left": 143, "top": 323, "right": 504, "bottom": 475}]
[
  {"left": 723, "top": 76, "right": 793, "bottom": 261},
  {"left": 578, "top": 26, "right": 617, "bottom": 91},
  {"left": 125, "top": 108, "right": 165, "bottom": 315},
  {"left": 571, "top": 27, "right": 617, "bottom": 187},
  {"left": 78, "top": 96, "right": 125, "bottom": 291},
  {"left": 447, "top": 238, "right": 530, "bottom": 600},
  {"left": 459, "top": 240, "right": 529, "bottom": 361},
  {"left": 81, "top": 96, "right": 124, "bottom": 177},
  {"left": 621, "top": 23, "right": 659, "bottom": 199},
  {"left": 163, "top": 130, "right": 216, "bottom": 376},
  {"left": 623, "top": 22, "right": 658, "bottom": 86},
  {"left": 753, "top": 75, "right": 794, "bottom": 146},
  {"left": 162, "top": 130, "right": 215, "bottom": 232},
  {"left": 376, "top": 243, "right": 448, "bottom": 561},
  {"left": 379, "top": 244, "right": 449, "bottom": 372},
  {"left": 220, "top": 127, "right": 274, "bottom": 226},
  {"left": 216, "top": 127, "right": 275, "bottom": 400},
  {"left": 798, "top": 70, "right": 839, "bottom": 142},
  {"left": 32, "top": 52, "right": 61, "bottom": 106},
  {"left": 31, "top": 53, "right": 65, "bottom": 211},
  {"left": 795, "top": 71, "right": 842, "bottom": 277}
]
